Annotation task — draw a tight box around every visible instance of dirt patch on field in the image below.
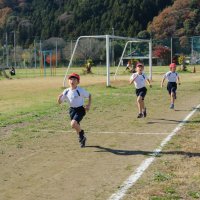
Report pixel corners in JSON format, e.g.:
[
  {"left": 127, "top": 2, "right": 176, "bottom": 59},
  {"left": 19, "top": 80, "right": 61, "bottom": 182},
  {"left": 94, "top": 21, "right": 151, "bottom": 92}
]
[{"left": 0, "top": 74, "right": 200, "bottom": 200}]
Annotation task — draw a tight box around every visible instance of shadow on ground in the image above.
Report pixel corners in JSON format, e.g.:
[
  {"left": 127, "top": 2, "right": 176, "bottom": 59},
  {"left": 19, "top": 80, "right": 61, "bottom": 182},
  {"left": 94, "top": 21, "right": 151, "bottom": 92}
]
[
  {"left": 147, "top": 118, "right": 200, "bottom": 125},
  {"left": 86, "top": 145, "right": 200, "bottom": 157}
]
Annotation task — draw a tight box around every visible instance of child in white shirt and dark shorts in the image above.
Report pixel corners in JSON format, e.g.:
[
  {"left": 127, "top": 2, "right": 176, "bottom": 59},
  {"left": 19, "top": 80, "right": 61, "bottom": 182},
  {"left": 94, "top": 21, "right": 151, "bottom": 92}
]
[
  {"left": 58, "top": 73, "right": 92, "bottom": 148},
  {"left": 130, "top": 63, "right": 152, "bottom": 118},
  {"left": 161, "top": 63, "right": 181, "bottom": 109}
]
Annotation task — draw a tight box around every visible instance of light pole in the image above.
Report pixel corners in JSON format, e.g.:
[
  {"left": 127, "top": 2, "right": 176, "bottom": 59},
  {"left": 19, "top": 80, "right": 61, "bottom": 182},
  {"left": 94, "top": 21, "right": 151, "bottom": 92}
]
[
  {"left": 10, "top": 31, "right": 17, "bottom": 68},
  {"left": 112, "top": 27, "right": 115, "bottom": 66},
  {"left": 13, "top": 31, "right": 16, "bottom": 68},
  {"left": 2, "top": 46, "right": 5, "bottom": 65},
  {"left": 34, "top": 39, "right": 37, "bottom": 68},
  {"left": 6, "top": 32, "right": 9, "bottom": 68}
]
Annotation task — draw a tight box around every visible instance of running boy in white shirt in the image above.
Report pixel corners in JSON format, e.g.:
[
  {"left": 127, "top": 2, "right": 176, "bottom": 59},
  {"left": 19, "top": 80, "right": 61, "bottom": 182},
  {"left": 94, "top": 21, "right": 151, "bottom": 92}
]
[
  {"left": 130, "top": 63, "right": 152, "bottom": 118},
  {"left": 161, "top": 63, "right": 181, "bottom": 109},
  {"left": 57, "top": 73, "right": 92, "bottom": 148}
]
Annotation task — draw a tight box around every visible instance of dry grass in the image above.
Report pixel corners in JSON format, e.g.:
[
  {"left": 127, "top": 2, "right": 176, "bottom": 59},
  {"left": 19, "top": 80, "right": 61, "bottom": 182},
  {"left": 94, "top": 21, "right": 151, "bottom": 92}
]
[
  {"left": 0, "top": 72, "right": 200, "bottom": 200},
  {"left": 123, "top": 115, "right": 200, "bottom": 200}
]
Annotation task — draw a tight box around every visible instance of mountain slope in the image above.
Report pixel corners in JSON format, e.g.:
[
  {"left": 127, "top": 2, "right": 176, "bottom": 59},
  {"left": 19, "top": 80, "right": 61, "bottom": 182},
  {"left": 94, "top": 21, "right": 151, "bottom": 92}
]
[
  {"left": 148, "top": 0, "right": 200, "bottom": 39},
  {"left": 0, "top": 0, "right": 173, "bottom": 46}
]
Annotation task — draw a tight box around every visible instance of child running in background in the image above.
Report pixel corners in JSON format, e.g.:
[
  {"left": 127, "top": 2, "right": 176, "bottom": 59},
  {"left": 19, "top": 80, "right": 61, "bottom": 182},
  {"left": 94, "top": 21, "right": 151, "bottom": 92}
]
[
  {"left": 57, "top": 73, "right": 92, "bottom": 148},
  {"left": 161, "top": 63, "right": 181, "bottom": 109},
  {"left": 130, "top": 63, "right": 152, "bottom": 118}
]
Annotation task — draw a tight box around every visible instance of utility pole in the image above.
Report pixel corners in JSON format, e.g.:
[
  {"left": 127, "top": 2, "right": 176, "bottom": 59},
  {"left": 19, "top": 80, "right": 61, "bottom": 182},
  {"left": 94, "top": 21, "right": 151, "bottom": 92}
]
[
  {"left": 56, "top": 39, "right": 58, "bottom": 68},
  {"left": 112, "top": 27, "right": 115, "bottom": 66},
  {"left": 171, "top": 37, "right": 173, "bottom": 63},
  {"left": 6, "top": 32, "right": 9, "bottom": 68},
  {"left": 34, "top": 38, "right": 37, "bottom": 68},
  {"left": 13, "top": 31, "right": 16, "bottom": 68}
]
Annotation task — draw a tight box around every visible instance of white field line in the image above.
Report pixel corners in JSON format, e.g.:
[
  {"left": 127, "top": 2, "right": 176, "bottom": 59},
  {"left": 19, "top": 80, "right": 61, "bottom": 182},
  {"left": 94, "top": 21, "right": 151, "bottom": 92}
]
[
  {"left": 37, "top": 129, "right": 169, "bottom": 135},
  {"left": 108, "top": 104, "right": 200, "bottom": 200}
]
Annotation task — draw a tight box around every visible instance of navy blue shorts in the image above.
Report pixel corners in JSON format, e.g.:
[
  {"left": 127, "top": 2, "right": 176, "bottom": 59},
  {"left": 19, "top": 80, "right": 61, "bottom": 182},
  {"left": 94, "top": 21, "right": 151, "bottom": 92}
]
[
  {"left": 69, "top": 106, "right": 86, "bottom": 123},
  {"left": 167, "top": 82, "right": 177, "bottom": 95},
  {"left": 135, "top": 87, "right": 147, "bottom": 100}
]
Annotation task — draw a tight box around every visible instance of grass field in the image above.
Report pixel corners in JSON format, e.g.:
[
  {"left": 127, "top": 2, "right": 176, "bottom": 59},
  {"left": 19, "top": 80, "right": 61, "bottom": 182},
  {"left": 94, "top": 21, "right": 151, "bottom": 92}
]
[
  {"left": 0, "top": 67, "right": 200, "bottom": 200},
  {"left": 2, "top": 64, "right": 200, "bottom": 79}
]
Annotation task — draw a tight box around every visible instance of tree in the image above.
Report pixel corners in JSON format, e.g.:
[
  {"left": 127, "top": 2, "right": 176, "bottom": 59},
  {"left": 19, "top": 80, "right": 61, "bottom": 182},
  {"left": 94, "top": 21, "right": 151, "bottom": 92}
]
[
  {"left": 148, "top": 0, "right": 200, "bottom": 39},
  {"left": 42, "top": 37, "right": 66, "bottom": 50},
  {"left": 18, "top": 19, "right": 33, "bottom": 47},
  {"left": 75, "top": 38, "right": 105, "bottom": 62},
  {"left": 153, "top": 45, "right": 171, "bottom": 65},
  {"left": 137, "top": 30, "right": 150, "bottom": 39}
]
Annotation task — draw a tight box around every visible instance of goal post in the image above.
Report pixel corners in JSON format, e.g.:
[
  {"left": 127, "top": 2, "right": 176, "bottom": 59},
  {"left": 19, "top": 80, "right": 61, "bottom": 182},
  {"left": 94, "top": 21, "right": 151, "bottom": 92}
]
[
  {"left": 63, "top": 35, "right": 108, "bottom": 87},
  {"left": 114, "top": 39, "right": 152, "bottom": 80},
  {"left": 63, "top": 35, "right": 152, "bottom": 87}
]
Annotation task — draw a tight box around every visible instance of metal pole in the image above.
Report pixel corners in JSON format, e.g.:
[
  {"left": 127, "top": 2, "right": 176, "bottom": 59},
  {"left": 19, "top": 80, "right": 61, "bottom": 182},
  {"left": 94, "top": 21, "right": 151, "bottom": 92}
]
[
  {"left": 6, "top": 32, "right": 9, "bottom": 68},
  {"left": 44, "top": 52, "right": 46, "bottom": 77},
  {"left": 50, "top": 52, "right": 52, "bottom": 76},
  {"left": 171, "top": 37, "right": 173, "bottom": 63},
  {"left": 191, "top": 37, "right": 194, "bottom": 64},
  {"left": 149, "top": 39, "right": 152, "bottom": 80},
  {"left": 71, "top": 40, "right": 73, "bottom": 56},
  {"left": 2, "top": 46, "right": 4, "bottom": 64},
  {"left": 63, "top": 37, "right": 82, "bottom": 87},
  {"left": 13, "top": 31, "right": 16, "bottom": 68},
  {"left": 106, "top": 35, "right": 110, "bottom": 86},
  {"left": 112, "top": 28, "right": 115, "bottom": 66},
  {"left": 56, "top": 40, "right": 58, "bottom": 68},
  {"left": 114, "top": 42, "right": 129, "bottom": 79},
  {"left": 34, "top": 39, "right": 37, "bottom": 68}
]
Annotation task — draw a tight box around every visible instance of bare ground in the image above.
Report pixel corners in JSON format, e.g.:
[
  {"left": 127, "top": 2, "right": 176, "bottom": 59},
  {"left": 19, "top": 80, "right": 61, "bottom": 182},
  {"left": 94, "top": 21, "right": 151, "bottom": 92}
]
[{"left": 0, "top": 74, "right": 200, "bottom": 200}]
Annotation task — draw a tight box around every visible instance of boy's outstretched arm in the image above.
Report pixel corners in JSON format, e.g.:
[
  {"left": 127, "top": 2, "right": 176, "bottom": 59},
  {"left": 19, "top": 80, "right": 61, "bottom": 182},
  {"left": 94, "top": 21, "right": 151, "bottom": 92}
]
[
  {"left": 177, "top": 76, "right": 181, "bottom": 85},
  {"left": 161, "top": 78, "right": 165, "bottom": 88},
  {"left": 146, "top": 78, "right": 152, "bottom": 87},
  {"left": 129, "top": 79, "right": 134, "bottom": 85},
  {"left": 129, "top": 74, "right": 138, "bottom": 85},
  {"left": 57, "top": 94, "right": 63, "bottom": 104},
  {"left": 85, "top": 94, "right": 92, "bottom": 111}
]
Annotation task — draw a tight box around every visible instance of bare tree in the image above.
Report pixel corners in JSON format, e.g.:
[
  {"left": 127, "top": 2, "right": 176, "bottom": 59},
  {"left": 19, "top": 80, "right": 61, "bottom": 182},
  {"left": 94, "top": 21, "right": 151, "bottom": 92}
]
[{"left": 75, "top": 38, "right": 105, "bottom": 61}]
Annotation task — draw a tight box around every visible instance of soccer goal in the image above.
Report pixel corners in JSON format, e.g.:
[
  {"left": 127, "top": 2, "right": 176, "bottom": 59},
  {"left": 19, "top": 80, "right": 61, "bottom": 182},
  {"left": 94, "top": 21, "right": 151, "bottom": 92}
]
[
  {"left": 63, "top": 35, "right": 152, "bottom": 87},
  {"left": 114, "top": 39, "right": 152, "bottom": 80}
]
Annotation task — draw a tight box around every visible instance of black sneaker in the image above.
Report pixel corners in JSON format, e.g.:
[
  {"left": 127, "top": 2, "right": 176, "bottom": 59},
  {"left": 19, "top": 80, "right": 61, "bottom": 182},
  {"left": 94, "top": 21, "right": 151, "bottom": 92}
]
[
  {"left": 143, "top": 108, "right": 147, "bottom": 117},
  {"left": 79, "top": 136, "right": 86, "bottom": 148},
  {"left": 137, "top": 113, "right": 143, "bottom": 118}
]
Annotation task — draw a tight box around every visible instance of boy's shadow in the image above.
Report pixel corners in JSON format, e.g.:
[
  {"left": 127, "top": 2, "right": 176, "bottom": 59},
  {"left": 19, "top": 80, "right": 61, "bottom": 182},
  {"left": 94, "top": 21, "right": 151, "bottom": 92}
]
[
  {"left": 147, "top": 118, "right": 181, "bottom": 124},
  {"left": 147, "top": 118, "right": 200, "bottom": 125},
  {"left": 86, "top": 145, "right": 200, "bottom": 157}
]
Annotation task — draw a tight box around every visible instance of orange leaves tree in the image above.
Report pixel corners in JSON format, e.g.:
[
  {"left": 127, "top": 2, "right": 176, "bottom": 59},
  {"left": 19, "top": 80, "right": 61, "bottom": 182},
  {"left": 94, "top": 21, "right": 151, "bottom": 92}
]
[
  {"left": 148, "top": 0, "right": 200, "bottom": 39},
  {"left": 153, "top": 45, "right": 171, "bottom": 65}
]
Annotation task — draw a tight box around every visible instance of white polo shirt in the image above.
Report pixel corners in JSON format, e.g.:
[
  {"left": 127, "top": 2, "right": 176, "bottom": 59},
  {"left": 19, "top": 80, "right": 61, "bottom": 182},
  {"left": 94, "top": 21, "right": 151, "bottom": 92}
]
[
  {"left": 61, "top": 86, "right": 90, "bottom": 108},
  {"left": 130, "top": 72, "right": 148, "bottom": 89},
  {"left": 163, "top": 71, "right": 179, "bottom": 82}
]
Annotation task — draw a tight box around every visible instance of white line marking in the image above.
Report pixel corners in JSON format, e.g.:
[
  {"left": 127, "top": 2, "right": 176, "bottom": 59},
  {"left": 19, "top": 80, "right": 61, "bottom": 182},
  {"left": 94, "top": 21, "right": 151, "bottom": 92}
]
[
  {"left": 37, "top": 130, "right": 169, "bottom": 135},
  {"left": 108, "top": 104, "right": 200, "bottom": 200}
]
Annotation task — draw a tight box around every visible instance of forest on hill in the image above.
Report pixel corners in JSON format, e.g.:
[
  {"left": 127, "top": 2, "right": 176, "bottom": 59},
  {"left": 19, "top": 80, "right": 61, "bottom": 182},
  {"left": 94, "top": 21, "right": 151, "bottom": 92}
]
[
  {"left": 0, "top": 0, "right": 199, "bottom": 47},
  {"left": 0, "top": 0, "right": 173, "bottom": 46},
  {"left": 148, "top": 0, "right": 200, "bottom": 39}
]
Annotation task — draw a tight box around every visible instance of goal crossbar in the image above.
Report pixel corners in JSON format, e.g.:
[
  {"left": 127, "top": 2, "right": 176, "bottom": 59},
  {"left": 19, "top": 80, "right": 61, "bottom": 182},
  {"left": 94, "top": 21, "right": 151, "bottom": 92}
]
[
  {"left": 63, "top": 35, "right": 151, "bottom": 87},
  {"left": 114, "top": 40, "right": 152, "bottom": 80}
]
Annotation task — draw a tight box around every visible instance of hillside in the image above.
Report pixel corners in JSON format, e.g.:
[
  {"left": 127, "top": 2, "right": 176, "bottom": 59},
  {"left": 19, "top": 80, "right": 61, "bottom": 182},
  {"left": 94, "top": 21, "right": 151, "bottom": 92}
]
[
  {"left": 148, "top": 0, "right": 200, "bottom": 39},
  {"left": 0, "top": 0, "right": 173, "bottom": 46}
]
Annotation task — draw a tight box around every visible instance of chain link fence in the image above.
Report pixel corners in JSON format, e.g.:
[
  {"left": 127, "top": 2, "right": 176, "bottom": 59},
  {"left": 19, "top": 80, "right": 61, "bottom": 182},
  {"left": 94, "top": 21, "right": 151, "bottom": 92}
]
[
  {"left": 1, "top": 35, "right": 200, "bottom": 74},
  {"left": 153, "top": 36, "right": 200, "bottom": 65}
]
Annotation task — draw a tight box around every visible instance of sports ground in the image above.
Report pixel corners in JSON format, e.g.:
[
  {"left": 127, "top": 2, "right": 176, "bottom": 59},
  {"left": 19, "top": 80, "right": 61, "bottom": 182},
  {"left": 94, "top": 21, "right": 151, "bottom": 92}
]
[{"left": 0, "top": 66, "right": 200, "bottom": 200}]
